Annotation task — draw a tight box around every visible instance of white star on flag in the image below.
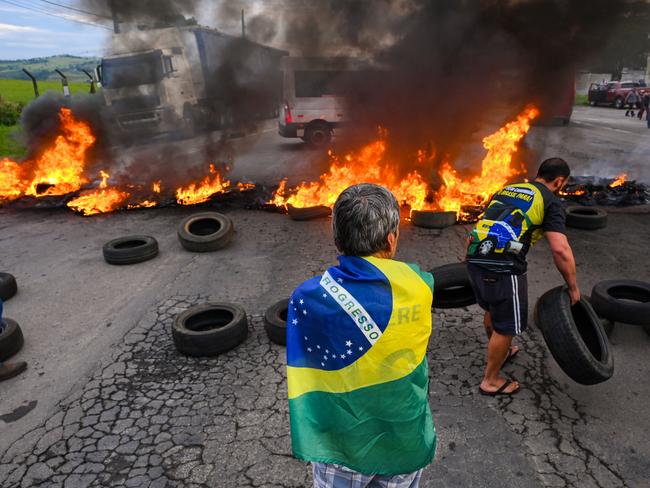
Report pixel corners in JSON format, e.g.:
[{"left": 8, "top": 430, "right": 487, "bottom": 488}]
[
  {"left": 302, "top": 309, "right": 307, "bottom": 315},
  {"left": 339, "top": 354, "right": 346, "bottom": 359},
  {"left": 307, "top": 347, "right": 312, "bottom": 352},
  {"left": 358, "top": 346, "right": 363, "bottom": 351},
  {"left": 290, "top": 300, "right": 294, "bottom": 305},
  {"left": 317, "top": 345, "right": 321, "bottom": 349},
  {"left": 322, "top": 293, "right": 327, "bottom": 298},
  {"left": 347, "top": 349, "right": 352, "bottom": 355},
  {"left": 321, "top": 362, "right": 325, "bottom": 366},
  {"left": 299, "top": 299, "right": 304, "bottom": 305},
  {"left": 325, "top": 349, "right": 329, "bottom": 353},
  {"left": 323, "top": 355, "right": 328, "bottom": 359},
  {"left": 345, "top": 340, "right": 352, "bottom": 347},
  {"left": 304, "top": 336, "right": 308, "bottom": 340},
  {"left": 337, "top": 278, "right": 343, "bottom": 283},
  {"left": 292, "top": 319, "right": 298, "bottom": 325}
]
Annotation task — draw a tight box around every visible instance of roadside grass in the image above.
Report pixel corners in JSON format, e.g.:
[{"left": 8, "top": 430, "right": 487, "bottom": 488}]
[
  {"left": 0, "top": 125, "right": 27, "bottom": 160},
  {"left": 0, "top": 78, "right": 91, "bottom": 104},
  {"left": 0, "top": 78, "right": 93, "bottom": 158},
  {"left": 575, "top": 93, "right": 589, "bottom": 106}
]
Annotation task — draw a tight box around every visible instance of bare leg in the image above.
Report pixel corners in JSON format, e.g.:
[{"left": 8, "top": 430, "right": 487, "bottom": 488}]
[
  {"left": 480, "top": 330, "right": 520, "bottom": 393},
  {"left": 485, "top": 311, "right": 518, "bottom": 365}
]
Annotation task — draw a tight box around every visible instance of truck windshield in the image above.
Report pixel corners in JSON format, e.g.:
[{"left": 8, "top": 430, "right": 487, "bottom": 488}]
[{"left": 102, "top": 51, "right": 163, "bottom": 88}]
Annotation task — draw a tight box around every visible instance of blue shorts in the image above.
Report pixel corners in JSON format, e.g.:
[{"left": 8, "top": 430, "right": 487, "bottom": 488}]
[
  {"left": 312, "top": 463, "right": 422, "bottom": 488},
  {"left": 467, "top": 264, "right": 528, "bottom": 336}
]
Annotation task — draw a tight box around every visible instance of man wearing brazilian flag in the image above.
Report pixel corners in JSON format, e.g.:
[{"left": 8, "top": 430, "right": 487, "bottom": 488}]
[
  {"left": 466, "top": 157, "right": 580, "bottom": 396},
  {"left": 286, "top": 183, "right": 436, "bottom": 486}
]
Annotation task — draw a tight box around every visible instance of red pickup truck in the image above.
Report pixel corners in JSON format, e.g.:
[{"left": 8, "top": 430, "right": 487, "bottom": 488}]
[{"left": 588, "top": 80, "right": 649, "bottom": 108}]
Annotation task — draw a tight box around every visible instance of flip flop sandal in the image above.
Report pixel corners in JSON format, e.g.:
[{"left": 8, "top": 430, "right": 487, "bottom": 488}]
[
  {"left": 503, "top": 347, "right": 520, "bottom": 366},
  {"left": 479, "top": 380, "right": 520, "bottom": 396}
]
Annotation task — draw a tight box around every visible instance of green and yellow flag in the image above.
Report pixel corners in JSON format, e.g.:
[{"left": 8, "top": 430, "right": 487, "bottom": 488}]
[{"left": 286, "top": 255, "right": 436, "bottom": 475}]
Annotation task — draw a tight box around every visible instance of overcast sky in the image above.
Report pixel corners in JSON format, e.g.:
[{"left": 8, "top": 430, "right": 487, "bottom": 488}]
[{"left": 0, "top": 0, "right": 273, "bottom": 60}]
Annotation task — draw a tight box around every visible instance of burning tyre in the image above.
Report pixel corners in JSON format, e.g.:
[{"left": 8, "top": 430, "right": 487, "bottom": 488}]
[
  {"left": 534, "top": 286, "right": 614, "bottom": 385},
  {"left": 590, "top": 280, "right": 650, "bottom": 326},
  {"left": 178, "top": 212, "right": 234, "bottom": 252},
  {"left": 565, "top": 207, "right": 608, "bottom": 230},
  {"left": 410, "top": 210, "right": 457, "bottom": 229},
  {"left": 264, "top": 299, "right": 288, "bottom": 346},
  {"left": 0, "top": 318, "right": 24, "bottom": 361},
  {"left": 287, "top": 204, "right": 332, "bottom": 221},
  {"left": 0, "top": 272, "right": 17, "bottom": 301},
  {"left": 430, "top": 263, "right": 477, "bottom": 309},
  {"left": 103, "top": 236, "right": 159, "bottom": 265},
  {"left": 172, "top": 303, "right": 248, "bottom": 357}
]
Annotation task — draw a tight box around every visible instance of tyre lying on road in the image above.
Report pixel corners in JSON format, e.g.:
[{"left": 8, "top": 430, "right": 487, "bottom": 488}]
[
  {"left": 178, "top": 212, "right": 234, "bottom": 252},
  {"left": 264, "top": 299, "right": 289, "bottom": 346},
  {"left": 0, "top": 318, "right": 24, "bottom": 361},
  {"left": 590, "top": 280, "right": 650, "bottom": 326},
  {"left": 430, "top": 263, "right": 477, "bottom": 309},
  {"left": 534, "top": 286, "right": 614, "bottom": 385},
  {"left": 103, "top": 235, "right": 159, "bottom": 265},
  {"left": 0, "top": 272, "right": 17, "bottom": 301},
  {"left": 287, "top": 204, "right": 332, "bottom": 221},
  {"left": 411, "top": 210, "right": 457, "bottom": 229},
  {"left": 565, "top": 207, "right": 608, "bottom": 230},
  {"left": 172, "top": 302, "right": 248, "bottom": 357}
]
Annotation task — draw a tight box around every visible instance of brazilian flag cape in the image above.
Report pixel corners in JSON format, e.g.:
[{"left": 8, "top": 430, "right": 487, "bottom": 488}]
[{"left": 286, "top": 255, "right": 436, "bottom": 475}]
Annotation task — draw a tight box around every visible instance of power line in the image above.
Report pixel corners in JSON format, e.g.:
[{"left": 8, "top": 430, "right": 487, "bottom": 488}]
[
  {"left": 33, "top": 0, "right": 111, "bottom": 20},
  {"left": 0, "top": 0, "right": 112, "bottom": 30}
]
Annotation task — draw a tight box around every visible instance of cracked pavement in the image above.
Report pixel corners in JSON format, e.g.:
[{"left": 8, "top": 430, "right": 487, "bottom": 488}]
[{"left": 1, "top": 206, "right": 649, "bottom": 487}]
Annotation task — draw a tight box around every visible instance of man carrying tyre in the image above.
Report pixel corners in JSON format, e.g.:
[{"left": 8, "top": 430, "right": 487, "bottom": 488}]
[
  {"left": 286, "top": 183, "right": 436, "bottom": 486},
  {"left": 0, "top": 299, "right": 27, "bottom": 382},
  {"left": 466, "top": 157, "right": 580, "bottom": 396}
]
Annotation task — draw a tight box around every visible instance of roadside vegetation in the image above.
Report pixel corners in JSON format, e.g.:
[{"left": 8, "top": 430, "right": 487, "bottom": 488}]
[
  {"left": 574, "top": 93, "right": 589, "bottom": 106},
  {"left": 0, "top": 79, "right": 90, "bottom": 159}
]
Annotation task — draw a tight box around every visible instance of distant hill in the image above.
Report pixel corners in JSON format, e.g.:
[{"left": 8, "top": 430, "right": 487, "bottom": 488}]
[{"left": 0, "top": 55, "right": 100, "bottom": 82}]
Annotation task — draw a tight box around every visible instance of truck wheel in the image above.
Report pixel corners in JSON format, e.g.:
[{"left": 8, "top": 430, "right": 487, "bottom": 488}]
[
  {"left": 534, "top": 286, "right": 613, "bottom": 385},
  {"left": 304, "top": 123, "right": 331, "bottom": 148},
  {"left": 0, "top": 272, "right": 17, "bottom": 301},
  {"left": 178, "top": 212, "right": 234, "bottom": 252},
  {"left": 614, "top": 97, "right": 624, "bottom": 109},
  {"left": 172, "top": 303, "right": 248, "bottom": 357}
]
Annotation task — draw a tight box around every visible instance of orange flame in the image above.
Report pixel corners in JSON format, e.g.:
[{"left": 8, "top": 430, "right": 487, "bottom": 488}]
[
  {"left": 609, "top": 173, "right": 627, "bottom": 188},
  {"left": 0, "top": 108, "right": 95, "bottom": 201},
  {"left": 270, "top": 107, "right": 539, "bottom": 218},
  {"left": 152, "top": 181, "right": 161, "bottom": 193},
  {"left": 436, "top": 106, "right": 540, "bottom": 215},
  {"left": 66, "top": 170, "right": 130, "bottom": 216},
  {"left": 175, "top": 164, "right": 231, "bottom": 205}
]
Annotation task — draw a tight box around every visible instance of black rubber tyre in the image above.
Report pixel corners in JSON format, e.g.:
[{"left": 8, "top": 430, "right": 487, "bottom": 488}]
[
  {"left": 303, "top": 122, "right": 332, "bottom": 148},
  {"left": 534, "top": 286, "right": 614, "bottom": 385},
  {"left": 590, "top": 280, "right": 650, "bottom": 326},
  {"left": 287, "top": 204, "right": 332, "bottom": 221},
  {"left": 411, "top": 210, "right": 457, "bottom": 229},
  {"left": 0, "top": 318, "right": 24, "bottom": 361},
  {"left": 585, "top": 295, "right": 615, "bottom": 337},
  {"left": 430, "top": 263, "right": 477, "bottom": 309},
  {"left": 264, "top": 299, "right": 288, "bottom": 346},
  {"left": 172, "top": 302, "right": 248, "bottom": 357},
  {"left": 0, "top": 272, "right": 18, "bottom": 301},
  {"left": 103, "top": 236, "right": 159, "bottom": 265},
  {"left": 643, "top": 323, "right": 650, "bottom": 337},
  {"left": 178, "top": 212, "right": 234, "bottom": 252},
  {"left": 565, "top": 207, "right": 608, "bottom": 230},
  {"left": 614, "top": 97, "right": 624, "bottom": 109}
]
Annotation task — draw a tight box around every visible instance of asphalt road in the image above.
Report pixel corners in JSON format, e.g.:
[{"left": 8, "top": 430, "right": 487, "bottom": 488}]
[{"left": 0, "top": 106, "right": 649, "bottom": 487}]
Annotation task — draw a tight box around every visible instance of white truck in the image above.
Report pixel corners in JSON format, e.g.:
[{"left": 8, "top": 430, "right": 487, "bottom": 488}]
[
  {"left": 99, "top": 25, "right": 288, "bottom": 136},
  {"left": 278, "top": 57, "right": 377, "bottom": 147}
]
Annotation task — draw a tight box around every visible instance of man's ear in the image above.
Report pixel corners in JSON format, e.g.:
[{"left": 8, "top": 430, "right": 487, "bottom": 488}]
[{"left": 387, "top": 231, "right": 398, "bottom": 256}]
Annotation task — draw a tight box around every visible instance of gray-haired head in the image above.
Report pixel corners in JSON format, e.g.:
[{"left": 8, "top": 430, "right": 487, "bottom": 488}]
[{"left": 332, "top": 183, "right": 400, "bottom": 256}]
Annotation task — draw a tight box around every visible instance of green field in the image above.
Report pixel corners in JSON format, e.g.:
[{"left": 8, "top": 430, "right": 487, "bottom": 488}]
[
  {"left": 0, "top": 78, "right": 91, "bottom": 104},
  {"left": 0, "top": 55, "right": 99, "bottom": 82},
  {"left": 0, "top": 78, "right": 94, "bottom": 159}
]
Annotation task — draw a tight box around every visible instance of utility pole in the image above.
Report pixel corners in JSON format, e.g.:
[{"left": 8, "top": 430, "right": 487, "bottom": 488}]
[
  {"left": 109, "top": 0, "right": 120, "bottom": 34},
  {"left": 241, "top": 9, "right": 246, "bottom": 38}
]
